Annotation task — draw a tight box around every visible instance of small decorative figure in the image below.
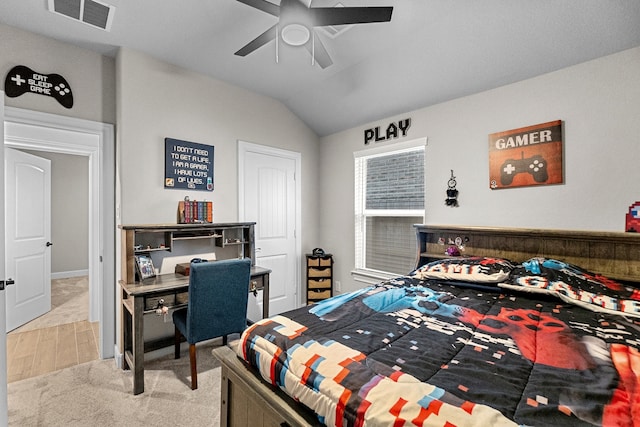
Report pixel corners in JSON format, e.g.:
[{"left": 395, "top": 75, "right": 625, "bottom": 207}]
[
  {"left": 445, "top": 245, "right": 460, "bottom": 256},
  {"left": 626, "top": 201, "right": 640, "bottom": 232},
  {"left": 445, "top": 170, "right": 459, "bottom": 207}
]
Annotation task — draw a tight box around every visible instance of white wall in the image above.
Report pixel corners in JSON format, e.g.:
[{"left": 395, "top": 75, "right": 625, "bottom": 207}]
[
  {"left": 0, "top": 22, "right": 114, "bottom": 279},
  {"left": 0, "top": 24, "right": 114, "bottom": 277},
  {"left": 0, "top": 24, "right": 116, "bottom": 124},
  {"left": 116, "top": 47, "right": 320, "bottom": 227},
  {"left": 21, "top": 150, "right": 89, "bottom": 276},
  {"left": 5, "top": 21, "right": 639, "bottom": 351},
  {"left": 320, "top": 46, "right": 640, "bottom": 294},
  {"left": 1, "top": 24, "right": 116, "bottom": 355},
  {"left": 115, "top": 47, "right": 321, "bottom": 347}
]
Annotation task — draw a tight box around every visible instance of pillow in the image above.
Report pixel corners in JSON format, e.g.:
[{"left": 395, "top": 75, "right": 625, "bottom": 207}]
[
  {"left": 412, "top": 257, "right": 514, "bottom": 284},
  {"left": 499, "top": 257, "right": 640, "bottom": 318}
]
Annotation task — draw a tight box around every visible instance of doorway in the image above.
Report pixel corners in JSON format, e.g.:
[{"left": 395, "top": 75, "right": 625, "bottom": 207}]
[
  {"left": 3, "top": 107, "right": 114, "bottom": 359},
  {"left": 5, "top": 149, "right": 96, "bottom": 381},
  {"left": 238, "top": 141, "right": 302, "bottom": 317}
]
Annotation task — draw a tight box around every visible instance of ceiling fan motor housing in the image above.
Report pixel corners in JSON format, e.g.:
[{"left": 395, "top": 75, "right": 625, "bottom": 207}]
[{"left": 235, "top": 0, "right": 393, "bottom": 68}]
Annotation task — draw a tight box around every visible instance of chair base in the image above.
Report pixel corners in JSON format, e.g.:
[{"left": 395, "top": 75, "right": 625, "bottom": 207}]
[
  {"left": 189, "top": 343, "right": 197, "bottom": 390},
  {"left": 174, "top": 326, "right": 228, "bottom": 390}
]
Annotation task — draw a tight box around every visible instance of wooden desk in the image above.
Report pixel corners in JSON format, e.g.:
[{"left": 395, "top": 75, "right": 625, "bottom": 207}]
[{"left": 120, "top": 266, "right": 271, "bottom": 395}]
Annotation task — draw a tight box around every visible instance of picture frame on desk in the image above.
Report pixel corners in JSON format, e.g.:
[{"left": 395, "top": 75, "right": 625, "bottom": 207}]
[{"left": 135, "top": 254, "right": 156, "bottom": 280}]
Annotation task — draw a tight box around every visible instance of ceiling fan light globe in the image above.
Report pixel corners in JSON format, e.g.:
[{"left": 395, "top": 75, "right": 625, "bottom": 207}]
[{"left": 281, "top": 23, "right": 310, "bottom": 46}]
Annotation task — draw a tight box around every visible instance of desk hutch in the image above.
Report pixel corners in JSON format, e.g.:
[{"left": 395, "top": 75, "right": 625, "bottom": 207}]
[{"left": 119, "top": 222, "right": 270, "bottom": 395}]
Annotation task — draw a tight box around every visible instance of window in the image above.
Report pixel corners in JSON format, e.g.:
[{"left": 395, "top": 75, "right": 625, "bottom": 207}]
[{"left": 354, "top": 139, "right": 425, "bottom": 279}]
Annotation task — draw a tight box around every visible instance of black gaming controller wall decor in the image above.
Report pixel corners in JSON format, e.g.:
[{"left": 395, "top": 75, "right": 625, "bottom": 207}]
[
  {"left": 4, "top": 65, "right": 73, "bottom": 109},
  {"left": 500, "top": 152, "right": 548, "bottom": 186}
]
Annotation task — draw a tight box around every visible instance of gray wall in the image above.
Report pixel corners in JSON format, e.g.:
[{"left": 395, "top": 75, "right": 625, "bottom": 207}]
[
  {"left": 115, "top": 48, "right": 321, "bottom": 345},
  {"left": 1, "top": 23, "right": 113, "bottom": 278},
  {"left": 115, "top": 48, "right": 320, "bottom": 229},
  {"left": 4, "top": 21, "right": 640, "bottom": 350},
  {"left": 319, "top": 46, "right": 640, "bottom": 293},
  {"left": 20, "top": 150, "right": 89, "bottom": 276},
  {"left": 0, "top": 24, "right": 116, "bottom": 124}
]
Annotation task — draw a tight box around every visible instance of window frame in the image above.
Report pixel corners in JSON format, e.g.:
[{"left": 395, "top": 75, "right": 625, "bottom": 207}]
[{"left": 352, "top": 138, "right": 427, "bottom": 284}]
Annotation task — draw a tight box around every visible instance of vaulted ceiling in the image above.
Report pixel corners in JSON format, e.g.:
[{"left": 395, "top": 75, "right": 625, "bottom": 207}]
[{"left": 1, "top": 0, "right": 640, "bottom": 136}]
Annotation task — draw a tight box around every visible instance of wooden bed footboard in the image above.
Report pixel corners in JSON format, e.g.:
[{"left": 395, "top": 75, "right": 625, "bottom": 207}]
[{"left": 212, "top": 345, "right": 323, "bottom": 427}]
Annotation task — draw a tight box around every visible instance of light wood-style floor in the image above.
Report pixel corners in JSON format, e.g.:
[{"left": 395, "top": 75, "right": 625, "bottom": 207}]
[
  {"left": 6, "top": 276, "right": 99, "bottom": 383},
  {"left": 7, "top": 321, "right": 99, "bottom": 383}
]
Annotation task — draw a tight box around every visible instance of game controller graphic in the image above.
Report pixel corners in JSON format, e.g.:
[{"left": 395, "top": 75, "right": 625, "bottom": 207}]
[
  {"left": 500, "top": 152, "right": 548, "bottom": 185},
  {"left": 4, "top": 65, "right": 73, "bottom": 108}
]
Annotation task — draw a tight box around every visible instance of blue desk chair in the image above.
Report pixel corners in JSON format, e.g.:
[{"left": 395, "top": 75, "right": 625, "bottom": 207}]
[{"left": 173, "top": 258, "right": 252, "bottom": 390}]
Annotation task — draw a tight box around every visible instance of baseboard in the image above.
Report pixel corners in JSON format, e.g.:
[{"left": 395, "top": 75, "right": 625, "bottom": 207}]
[
  {"left": 114, "top": 350, "right": 123, "bottom": 369},
  {"left": 51, "top": 269, "right": 89, "bottom": 280}
]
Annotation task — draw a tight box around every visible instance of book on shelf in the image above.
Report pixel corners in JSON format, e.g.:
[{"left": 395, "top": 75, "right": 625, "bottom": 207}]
[{"left": 177, "top": 200, "right": 213, "bottom": 224}]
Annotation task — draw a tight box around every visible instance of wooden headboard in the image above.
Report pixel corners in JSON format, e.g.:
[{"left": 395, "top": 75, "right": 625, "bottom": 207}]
[{"left": 414, "top": 224, "right": 640, "bottom": 283}]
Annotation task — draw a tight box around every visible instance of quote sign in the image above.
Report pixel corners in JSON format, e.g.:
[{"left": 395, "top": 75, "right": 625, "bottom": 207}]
[{"left": 165, "top": 138, "right": 214, "bottom": 191}]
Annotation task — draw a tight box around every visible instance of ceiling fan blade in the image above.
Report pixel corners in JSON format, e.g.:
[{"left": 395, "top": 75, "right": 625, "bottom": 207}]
[
  {"left": 310, "top": 6, "right": 393, "bottom": 27},
  {"left": 235, "top": 24, "right": 278, "bottom": 56},
  {"left": 306, "top": 31, "right": 333, "bottom": 69},
  {"left": 236, "top": 0, "right": 280, "bottom": 17}
]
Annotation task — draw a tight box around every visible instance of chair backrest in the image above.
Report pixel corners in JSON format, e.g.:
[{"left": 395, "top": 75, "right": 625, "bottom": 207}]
[{"left": 184, "top": 258, "right": 252, "bottom": 343}]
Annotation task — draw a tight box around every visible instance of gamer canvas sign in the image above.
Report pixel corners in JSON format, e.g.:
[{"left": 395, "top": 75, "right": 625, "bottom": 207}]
[
  {"left": 165, "top": 138, "right": 214, "bottom": 191},
  {"left": 4, "top": 65, "right": 73, "bottom": 108},
  {"left": 489, "top": 120, "right": 563, "bottom": 189}
]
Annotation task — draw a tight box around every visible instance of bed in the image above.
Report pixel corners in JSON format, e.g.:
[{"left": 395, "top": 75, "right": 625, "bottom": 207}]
[{"left": 213, "top": 225, "right": 640, "bottom": 427}]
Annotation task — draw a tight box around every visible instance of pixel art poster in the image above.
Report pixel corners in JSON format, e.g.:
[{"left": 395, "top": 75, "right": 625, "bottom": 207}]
[{"left": 489, "top": 120, "right": 563, "bottom": 189}]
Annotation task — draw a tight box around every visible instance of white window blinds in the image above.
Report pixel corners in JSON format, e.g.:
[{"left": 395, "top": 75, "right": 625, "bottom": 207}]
[{"left": 354, "top": 139, "right": 425, "bottom": 276}]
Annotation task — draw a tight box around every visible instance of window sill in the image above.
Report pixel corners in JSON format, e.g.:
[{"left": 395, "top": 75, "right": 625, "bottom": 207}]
[{"left": 350, "top": 268, "right": 398, "bottom": 285}]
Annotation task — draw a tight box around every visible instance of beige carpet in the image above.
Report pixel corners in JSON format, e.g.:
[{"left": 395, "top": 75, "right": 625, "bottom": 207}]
[
  {"left": 11, "top": 276, "right": 89, "bottom": 333},
  {"left": 8, "top": 341, "right": 223, "bottom": 426}
]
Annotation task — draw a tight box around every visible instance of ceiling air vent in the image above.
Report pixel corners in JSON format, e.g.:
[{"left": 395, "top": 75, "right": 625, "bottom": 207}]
[{"left": 47, "top": 0, "right": 115, "bottom": 31}]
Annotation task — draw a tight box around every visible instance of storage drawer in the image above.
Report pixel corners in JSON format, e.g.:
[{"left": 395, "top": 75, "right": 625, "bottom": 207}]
[
  {"left": 308, "top": 278, "right": 331, "bottom": 289},
  {"left": 307, "top": 256, "right": 333, "bottom": 267},
  {"left": 145, "top": 294, "right": 176, "bottom": 311},
  {"left": 249, "top": 275, "right": 264, "bottom": 292},
  {"left": 308, "top": 267, "right": 332, "bottom": 278},
  {"left": 176, "top": 291, "right": 188, "bottom": 305},
  {"left": 308, "top": 289, "right": 331, "bottom": 300},
  {"left": 144, "top": 292, "right": 189, "bottom": 311}
]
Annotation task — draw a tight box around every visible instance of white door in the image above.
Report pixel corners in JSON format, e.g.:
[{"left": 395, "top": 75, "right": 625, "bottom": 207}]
[
  {"left": 239, "top": 142, "right": 300, "bottom": 317},
  {"left": 5, "top": 148, "right": 52, "bottom": 332},
  {"left": 1, "top": 93, "right": 8, "bottom": 426}
]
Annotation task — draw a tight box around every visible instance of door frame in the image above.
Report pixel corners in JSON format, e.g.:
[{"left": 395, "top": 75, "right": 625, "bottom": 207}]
[
  {"left": 237, "top": 140, "right": 302, "bottom": 308},
  {"left": 3, "top": 107, "right": 115, "bottom": 359},
  {"left": 0, "top": 93, "right": 7, "bottom": 425}
]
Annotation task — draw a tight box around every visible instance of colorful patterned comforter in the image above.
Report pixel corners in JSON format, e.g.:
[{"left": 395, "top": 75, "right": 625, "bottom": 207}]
[{"left": 237, "top": 270, "right": 640, "bottom": 426}]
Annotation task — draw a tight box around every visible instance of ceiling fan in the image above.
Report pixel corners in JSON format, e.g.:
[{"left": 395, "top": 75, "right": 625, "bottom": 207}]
[{"left": 235, "top": 0, "right": 393, "bottom": 68}]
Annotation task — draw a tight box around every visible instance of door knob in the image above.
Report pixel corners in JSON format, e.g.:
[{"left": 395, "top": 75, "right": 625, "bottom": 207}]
[
  {"left": 0, "top": 279, "right": 15, "bottom": 291},
  {"left": 46, "top": 241, "right": 53, "bottom": 247}
]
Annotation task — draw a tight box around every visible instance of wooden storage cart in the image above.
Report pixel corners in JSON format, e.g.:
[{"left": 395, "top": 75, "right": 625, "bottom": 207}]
[{"left": 305, "top": 253, "right": 333, "bottom": 304}]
